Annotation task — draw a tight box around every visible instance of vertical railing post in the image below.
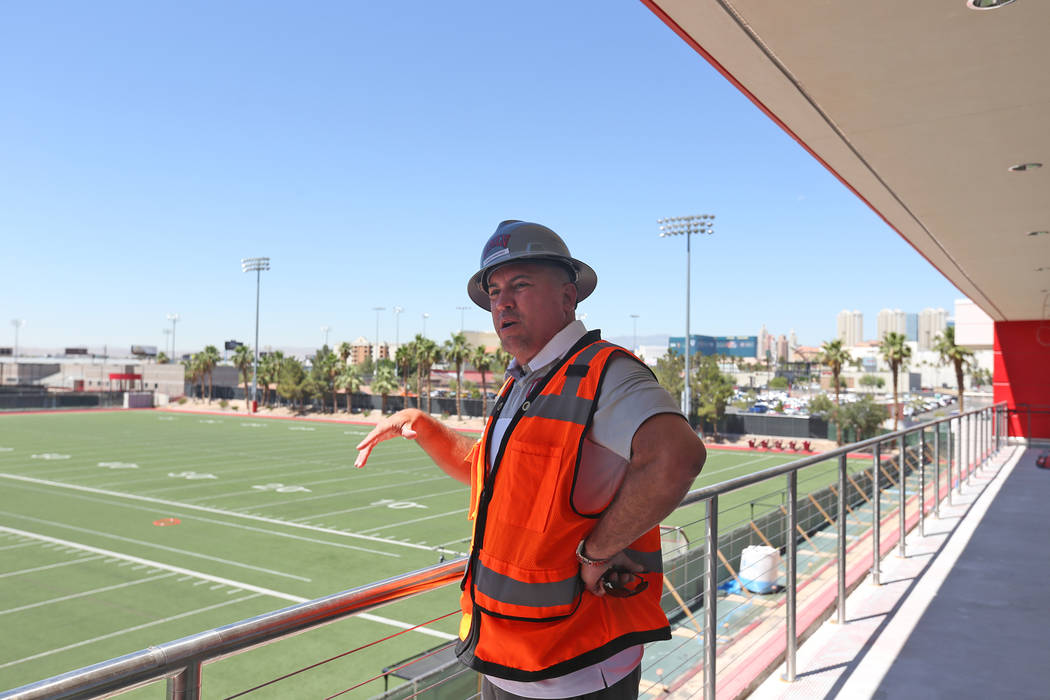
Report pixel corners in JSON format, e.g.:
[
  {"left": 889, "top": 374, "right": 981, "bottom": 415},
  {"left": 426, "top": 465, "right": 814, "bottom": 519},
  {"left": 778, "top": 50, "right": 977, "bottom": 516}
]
[
  {"left": 783, "top": 470, "right": 798, "bottom": 682},
  {"left": 836, "top": 453, "right": 847, "bottom": 624},
  {"left": 704, "top": 495, "right": 718, "bottom": 700},
  {"left": 872, "top": 441, "right": 881, "bottom": 586},
  {"left": 974, "top": 411, "right": 982, "bottom": 470},
  {"left": 1027, "top": 404, "right": 1032, "bottom": 448},
  {"left": 998, "top": 405, "right": 1003, "bottom": 452},
  {"left": 897, "top": 433, "right": 906, "bottom": 557},
  {"left": 919, "top": 427, "right": 926, "bottom": 537},
  {"left": 947, "top": 419, "right": 954, "bottom": 506},
  {"left": 956, "top": 415, "right": 964, "bottom": 496},
  {"left": 966, "top": 412, "right": 974, "bottom": 484},
  {"left": 167, "top": 662, "right": 202, "bottom": 700},
  {"left": 933, "top": 423, "right": 941, "bottom": 518},
  {"left": 994, "top": 406, "right": 1000, "bottom": 452}
]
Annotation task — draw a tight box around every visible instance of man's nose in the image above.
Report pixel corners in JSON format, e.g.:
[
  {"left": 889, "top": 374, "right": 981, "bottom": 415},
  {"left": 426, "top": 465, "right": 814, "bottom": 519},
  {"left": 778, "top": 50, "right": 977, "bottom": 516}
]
[{"left": 492, "top": 288, "right": 514, "bottom": 309}]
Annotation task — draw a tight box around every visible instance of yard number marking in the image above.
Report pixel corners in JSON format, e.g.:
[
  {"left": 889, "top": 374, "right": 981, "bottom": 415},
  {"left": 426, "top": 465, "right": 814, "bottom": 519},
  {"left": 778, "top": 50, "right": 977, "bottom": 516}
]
[
  {"left": 0, "top": 447, "right": 13, "bottom": 452},
  {"left": 240, "top": 423, "right": 265, "bottom": 428},
  {"left": 289, "top": 426, "right": 315, "bottom": 432},
  {"left": 31, "top": 454, "right": 71, "bottom": 460},
  {"left": 252, "top": 482, "right": 312, "bottom": 493},
  {"left": 371, "top": 498, "right": 427, "bottom": 510},
  {"left": 168, "top": 471, "right": 218, "bottom": 480},
  {"left": 98, "top": 462, "right": 139, "bottom": 469}
]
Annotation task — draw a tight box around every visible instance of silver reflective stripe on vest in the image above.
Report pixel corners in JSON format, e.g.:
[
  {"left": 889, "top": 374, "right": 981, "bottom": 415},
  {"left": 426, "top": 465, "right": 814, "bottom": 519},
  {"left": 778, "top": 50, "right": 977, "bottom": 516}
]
[
  {"left": 526, "top": 393, "right": 592, "bottom": 425},
  {"left": 475, "top": 561, "right": 580, "bottom": 608},
  {"left": 624, "top": 547, "right": 664, "bottom": 574}
]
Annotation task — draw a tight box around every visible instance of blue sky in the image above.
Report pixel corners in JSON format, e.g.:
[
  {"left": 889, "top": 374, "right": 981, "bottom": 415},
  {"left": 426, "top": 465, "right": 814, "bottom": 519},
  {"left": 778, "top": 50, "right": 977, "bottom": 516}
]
[{"left": 1, "top": 1, "right": 963, "bottom": 356}]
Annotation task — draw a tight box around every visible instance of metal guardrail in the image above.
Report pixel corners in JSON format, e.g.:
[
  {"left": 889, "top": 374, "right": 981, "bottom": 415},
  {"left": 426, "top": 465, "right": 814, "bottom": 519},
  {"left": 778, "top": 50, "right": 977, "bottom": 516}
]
[{"left": 2, "top": 402, "right": 1011, "bottom": 700}]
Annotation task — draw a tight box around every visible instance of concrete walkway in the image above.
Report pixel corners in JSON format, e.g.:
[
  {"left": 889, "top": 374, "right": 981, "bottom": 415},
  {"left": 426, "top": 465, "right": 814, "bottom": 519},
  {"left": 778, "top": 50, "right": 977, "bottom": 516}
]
[{"left": 748, "top": 442, "right": 1048, "bottom": 699}]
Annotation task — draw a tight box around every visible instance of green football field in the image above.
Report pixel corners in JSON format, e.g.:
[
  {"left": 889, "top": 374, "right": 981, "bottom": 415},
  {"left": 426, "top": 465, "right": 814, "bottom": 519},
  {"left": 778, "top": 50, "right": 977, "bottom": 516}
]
[{"left": 0, "top": 410, "right": 869, "bottom": 698}]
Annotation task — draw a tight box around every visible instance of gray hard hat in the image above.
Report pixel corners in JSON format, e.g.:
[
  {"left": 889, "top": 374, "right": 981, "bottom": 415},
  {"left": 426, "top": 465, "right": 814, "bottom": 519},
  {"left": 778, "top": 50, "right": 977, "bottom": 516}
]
[{"left": 467, "top": 220, "right": 597, "bottom": 311}]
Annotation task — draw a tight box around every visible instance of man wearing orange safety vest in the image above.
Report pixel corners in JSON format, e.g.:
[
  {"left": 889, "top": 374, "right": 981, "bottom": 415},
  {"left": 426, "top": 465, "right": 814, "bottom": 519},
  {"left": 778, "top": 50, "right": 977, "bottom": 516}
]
[{"left": 355, "top": 221, "right": 706, "bottom": 699}]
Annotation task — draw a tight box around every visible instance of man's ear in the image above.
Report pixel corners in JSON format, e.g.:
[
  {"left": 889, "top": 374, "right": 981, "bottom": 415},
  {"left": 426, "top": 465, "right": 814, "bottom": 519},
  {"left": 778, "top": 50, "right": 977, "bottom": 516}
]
[{"left": 564, "top": 282, "right": 579, "bottom": 312}]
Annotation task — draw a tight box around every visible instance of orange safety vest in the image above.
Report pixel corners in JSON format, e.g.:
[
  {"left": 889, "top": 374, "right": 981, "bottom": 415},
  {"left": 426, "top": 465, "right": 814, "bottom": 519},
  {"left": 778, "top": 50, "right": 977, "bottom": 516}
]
[{"left": 455, "top": 332, "right": 671, "bottom": 681}]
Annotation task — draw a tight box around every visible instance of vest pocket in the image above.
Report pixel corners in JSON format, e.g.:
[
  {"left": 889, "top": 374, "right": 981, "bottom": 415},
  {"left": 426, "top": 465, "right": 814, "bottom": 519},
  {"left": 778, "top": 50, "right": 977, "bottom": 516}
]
[
  {"left": 491, "top": 441, "right": 562, "bottom": 534},
  {"left": 474, "top": 551, "right": 582, "bottom": 621}
]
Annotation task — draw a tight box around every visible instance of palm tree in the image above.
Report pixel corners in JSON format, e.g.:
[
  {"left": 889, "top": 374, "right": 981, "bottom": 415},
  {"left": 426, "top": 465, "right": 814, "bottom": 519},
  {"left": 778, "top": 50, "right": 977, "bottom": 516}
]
[
  {"left": 231, "top": 344, "right": 254, "bottom": 411},
  {"left": 312, "top": 345, "right": 339, "bottom": 413},
  {"left": 471, "top": 345, "right": 494, "bottom": 415},
  {"left": 395, "top": 342, "right": 417, "bottom": 406},
  {"left": 335, "top": 363, "right": 362, "bottom": 414},
  {"left": 414, "top": 336, "right": 440, "bottom": 413},
  {"left": 880, "top": 331, "right": 912, "bottom": 431},
  {"left": 190, "top": 354, "right": 208, "bottom": 400},
  {"left": 933, "top": 326, "right": 975, "bottom": 412},
  {"left": 156, "top": 352, "right": 169, "bottom": 365},
  {"left": 259, "top": 350, "right": 284, "bottom": 408},
  {"left": 200, "top": 345, "right": 221, "bottom": 401},
  {"left": 443, "top": 332, "right": 472, "bottom": 419},
  {"left": 371, "top": 364, "right": 398, "bottom": 414},
  {"left": 493, "top": 346, "right": 512, "bottom": 376},
  {"left": 337, "top": 341, "right": 352, "bottom": 366},
  {"left": 183, "top": 355, "right": 203, "bottom": 400},
  {"left": 819, "top": 339, "right": 855, "bottom": 444}
]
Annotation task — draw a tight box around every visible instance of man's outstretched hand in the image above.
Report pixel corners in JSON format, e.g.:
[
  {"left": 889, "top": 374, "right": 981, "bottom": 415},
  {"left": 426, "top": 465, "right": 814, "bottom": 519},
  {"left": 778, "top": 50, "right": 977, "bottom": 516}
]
[{"left": 354, "top": 409, "right": 422, "bottom": 469}]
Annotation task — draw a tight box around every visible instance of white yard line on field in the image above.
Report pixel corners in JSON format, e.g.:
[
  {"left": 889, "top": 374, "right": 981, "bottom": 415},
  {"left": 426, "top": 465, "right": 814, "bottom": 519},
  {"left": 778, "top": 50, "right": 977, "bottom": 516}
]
[
  {"left": 0, "top": 594, "right": 263, "bottom": 671},
  {"left": 214, "top": 474, "right": 450, "bottom": 509},
  {"left": 297, "top": 486, "right": 469, "bottom": 522},
  {"left": 0, "top": 555, "right": 104, "bottom": 578},
  {"left": 357, "top": 509, "right": 466, "bottom": 535},
  {"left": 6, "top": 481, "right": 400, "bottom": 558},
  {"left": 0, "top": 514, "right": 312, "bottom": 582},
  {"left": 0, "top": 473, "right": 435, "bottom": 553},
  {"left": 0, "top": 526, "right": 457, "bottom": 649},
  {"left": 0, "top": 573, "right": 174, "bottom": 616}
]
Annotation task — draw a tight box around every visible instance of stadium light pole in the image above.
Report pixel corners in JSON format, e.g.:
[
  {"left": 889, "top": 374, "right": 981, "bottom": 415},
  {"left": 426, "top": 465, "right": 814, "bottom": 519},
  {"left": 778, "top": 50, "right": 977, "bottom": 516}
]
[
  {"left": 166, "top": 313, "right": 180, "bottom": 361},
  {"left": 422, "top": 312, "right": 429, "bottom": 338},
  {"left": 658, "top": 214, "right": 715, "bottom": 422},
  {"left": 372, "top": 307, "right": 385, "bottom": 364},
  {"left": 321, "top": 325, "right": 331, "bottom": 348},
  {"left": 162, "top": 328, "right": 172, "bottom": 358},
  {"left": 11, "top": 319, "right": 25, "bottom": 359},
  {"left": 241, "top": 257, "right": 270, "bottom": 412},
  {"left": 630, "top": 314, "right": 639, "bottom": 354},
  {"left": 393, "top": 306, "right": 403, "bottom": 349},
  {"left": 456, "top": 306, "right": 469, "bottom": 333}
]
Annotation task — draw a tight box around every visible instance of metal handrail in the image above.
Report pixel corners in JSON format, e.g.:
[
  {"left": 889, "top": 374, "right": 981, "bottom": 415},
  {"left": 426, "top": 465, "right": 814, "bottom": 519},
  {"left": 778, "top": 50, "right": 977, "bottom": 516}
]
[
  {"left": 2, "top": 401, "right": 1012, "bottom": 700},
  {"left": 1, "top": 561, "right": 465, "bottom": 700}
]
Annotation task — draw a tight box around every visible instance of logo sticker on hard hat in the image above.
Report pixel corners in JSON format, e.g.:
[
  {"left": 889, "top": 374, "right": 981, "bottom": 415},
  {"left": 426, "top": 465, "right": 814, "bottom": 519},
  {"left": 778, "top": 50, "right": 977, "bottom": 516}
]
[{"left": 482, "top": 233, "right": 512, "bottom": 267}]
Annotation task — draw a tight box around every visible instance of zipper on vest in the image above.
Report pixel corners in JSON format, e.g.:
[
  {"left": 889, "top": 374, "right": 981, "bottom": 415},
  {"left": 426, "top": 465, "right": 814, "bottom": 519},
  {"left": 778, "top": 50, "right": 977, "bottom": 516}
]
[{"left": 467, "top": 332, "right": 603, "bottom": 585}]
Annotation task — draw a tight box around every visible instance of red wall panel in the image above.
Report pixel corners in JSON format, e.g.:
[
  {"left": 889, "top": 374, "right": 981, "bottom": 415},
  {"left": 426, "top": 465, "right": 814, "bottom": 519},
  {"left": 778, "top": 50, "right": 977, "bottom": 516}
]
[{"left": 994, "top": 321, "right": 1050, "bottom": 438}]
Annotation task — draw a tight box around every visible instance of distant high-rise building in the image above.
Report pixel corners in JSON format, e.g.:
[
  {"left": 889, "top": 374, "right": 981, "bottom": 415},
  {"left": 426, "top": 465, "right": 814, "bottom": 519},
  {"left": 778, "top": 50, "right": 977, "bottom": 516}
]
[
  {"left": 905, "top": 313, "right": 918, "bottom": 342},
  {"left": 788, "top": 329, "right": 798, "bottom": 360},
  {"left": 837, "top": 309, "right": 863, "bottom": 346},
  {"left": 877, "top": 308, "right": 909, "bottom": 340},
  {"left": 918, "top": 307, "right": 949, "bottom": 350},
  {"left": 758, "top": 324, "right": 771, "bottom": 359},
  {"left": 776, "top": 334, "right": 789, "bottom": 363}
]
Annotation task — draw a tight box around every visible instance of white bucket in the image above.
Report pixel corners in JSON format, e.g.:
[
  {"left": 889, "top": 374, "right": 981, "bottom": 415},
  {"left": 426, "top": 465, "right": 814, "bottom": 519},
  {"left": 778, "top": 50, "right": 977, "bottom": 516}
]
[{"left": 738, "top": 545, "right": 781, "bottom": 593}]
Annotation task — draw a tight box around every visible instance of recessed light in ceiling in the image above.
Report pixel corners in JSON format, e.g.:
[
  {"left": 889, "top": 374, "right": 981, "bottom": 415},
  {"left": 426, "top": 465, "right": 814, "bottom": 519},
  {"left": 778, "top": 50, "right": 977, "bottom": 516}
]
[
  {"left": 967, "top": 0, "right": 1017, "bottom": 9},
  {"left": 1009, "top": 162, "right": 1043, "bottom": 172},
  {"left": 1029, "top": 231, "right": 1050, "bottom": 237}
]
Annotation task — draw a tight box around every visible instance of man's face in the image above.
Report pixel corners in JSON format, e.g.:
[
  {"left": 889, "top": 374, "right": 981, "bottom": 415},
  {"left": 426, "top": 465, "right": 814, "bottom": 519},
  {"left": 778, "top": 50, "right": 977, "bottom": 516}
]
[{"left": 486, "top": 262, "right": 578, "bottom": 366}]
